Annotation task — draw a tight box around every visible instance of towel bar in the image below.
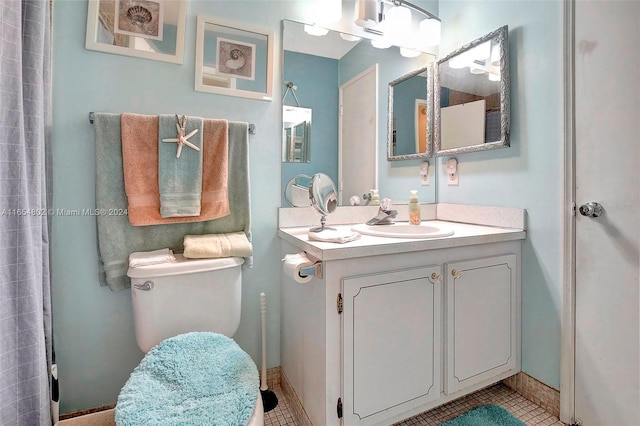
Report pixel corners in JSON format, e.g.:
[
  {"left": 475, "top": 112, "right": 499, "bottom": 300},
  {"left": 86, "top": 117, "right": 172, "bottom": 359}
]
[{"left": 88, "top": 112, "right": 256, "bottom": 135}]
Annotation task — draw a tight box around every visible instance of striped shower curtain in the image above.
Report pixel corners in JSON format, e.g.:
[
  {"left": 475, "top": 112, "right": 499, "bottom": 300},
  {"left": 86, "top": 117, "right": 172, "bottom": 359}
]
[{"left": 0, "top": 1, "right": 53, "bottom": 425}]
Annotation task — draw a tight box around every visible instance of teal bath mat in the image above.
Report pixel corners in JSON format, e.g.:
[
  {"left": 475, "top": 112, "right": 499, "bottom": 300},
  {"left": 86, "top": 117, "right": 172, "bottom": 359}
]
[{"left": 438, "top": 404, "right": 525, "bottom": 426}]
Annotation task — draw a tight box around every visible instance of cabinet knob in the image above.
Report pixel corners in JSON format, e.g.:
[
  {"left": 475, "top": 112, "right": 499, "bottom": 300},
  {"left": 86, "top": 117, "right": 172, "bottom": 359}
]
[
  {"left": 430, "top": 272, "right": 442, "bottom": 283},
  {"left": 451, "top": 269, "right": 461, "bottom": 278}
]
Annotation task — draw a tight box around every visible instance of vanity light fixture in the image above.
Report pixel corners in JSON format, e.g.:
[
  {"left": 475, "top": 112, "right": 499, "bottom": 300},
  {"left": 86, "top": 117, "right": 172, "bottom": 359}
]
[{"left": 356, "top": 0, "right": 441, "bottom": 49}]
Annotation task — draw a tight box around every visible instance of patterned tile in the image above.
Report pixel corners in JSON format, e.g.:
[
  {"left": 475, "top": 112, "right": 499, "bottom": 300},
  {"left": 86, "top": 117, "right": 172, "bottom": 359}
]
[
  {"left": 58, "top": 380, "right": 566, "bottom": 426},
  {"left": 265, "top": 382, "right": 566, "bottom": 426}
]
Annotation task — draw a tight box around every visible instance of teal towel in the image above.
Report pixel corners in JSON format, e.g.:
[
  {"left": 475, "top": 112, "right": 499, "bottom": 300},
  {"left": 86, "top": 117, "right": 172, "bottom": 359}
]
[
  {"left": 93, "top": 114, "right": 251, "bottom": 290},
  {"left": 437, "top": 404, "right": 525, "bottom": 426},
  {"left": 116, "top": 332, "right": 259, "bottom": 426},
  {"left": 158, "top": 115, "right": 204, "bottom": 217}
]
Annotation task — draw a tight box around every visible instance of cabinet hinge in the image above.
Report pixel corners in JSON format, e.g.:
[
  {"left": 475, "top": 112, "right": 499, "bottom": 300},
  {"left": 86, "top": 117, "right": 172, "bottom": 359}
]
[
  {"left": 337, "top": 397, "right": 343, "bottom": 418},
  {"left": 337, "top": 293, "right": 343, "bottom": 314}
]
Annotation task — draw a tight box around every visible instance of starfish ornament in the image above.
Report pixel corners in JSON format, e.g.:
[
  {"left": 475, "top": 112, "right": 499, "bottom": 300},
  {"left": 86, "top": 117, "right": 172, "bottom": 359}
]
[{"left": 162, "top": 115, "right": 201, "bottom": 158}]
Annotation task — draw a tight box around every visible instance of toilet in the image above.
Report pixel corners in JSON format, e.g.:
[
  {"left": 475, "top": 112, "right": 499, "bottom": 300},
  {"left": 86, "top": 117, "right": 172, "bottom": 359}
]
[{"left": 116, "top": 254, "right": 264, "bottom": 426}]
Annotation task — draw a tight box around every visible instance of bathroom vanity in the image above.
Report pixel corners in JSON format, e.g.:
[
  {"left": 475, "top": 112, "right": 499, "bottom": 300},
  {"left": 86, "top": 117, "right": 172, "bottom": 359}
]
[{"left": 278, "top": 205, "right": 525, "bottom": 426}]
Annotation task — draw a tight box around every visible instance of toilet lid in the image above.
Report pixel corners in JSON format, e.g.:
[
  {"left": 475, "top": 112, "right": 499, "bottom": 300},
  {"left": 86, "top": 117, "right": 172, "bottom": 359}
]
[{"left": 116, "top": 332, "right": 259, "bottom": 425}]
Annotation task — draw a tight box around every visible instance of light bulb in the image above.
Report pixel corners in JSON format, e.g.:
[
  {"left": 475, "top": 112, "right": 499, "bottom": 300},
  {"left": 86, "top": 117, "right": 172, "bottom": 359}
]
[
  {"left": 340, "top": 33, "right": 361, "bottom": 42},
  {"left": 385, "top": 5, "right": 411, "bottom": 45},
  {"left": 355, "top": 0, "right": 378, "bottom": 28},
  {"left": 304, "top": 25, "right": 329, "bottom": 36},
  {"left": 419, "top": 18, "right": 441, "bottom": 46},
  {"left": 371, "top": 37, "right": 392, "bottom": 49},
  {"left": 400, "top": 47, "right": 421, "bottom": 58}
]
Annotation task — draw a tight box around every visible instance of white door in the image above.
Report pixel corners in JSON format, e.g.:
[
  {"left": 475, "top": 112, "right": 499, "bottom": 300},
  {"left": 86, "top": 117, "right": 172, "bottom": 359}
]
[
  {"left": 574, "top": 1, "right": 640, "bottom": 424},
  {"left": 339, "top": 65, "right": 378, "bottom": 205}
]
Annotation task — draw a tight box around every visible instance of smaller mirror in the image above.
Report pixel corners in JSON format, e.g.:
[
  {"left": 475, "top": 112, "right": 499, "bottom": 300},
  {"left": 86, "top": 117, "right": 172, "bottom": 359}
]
[
  {"left": 309, "top": 173, "right": 337, "bottom": 232},
  {"left": 284, "top": 174, "right": 312, "bottom": 207},
  {"left": 388, "top": 65, "right": 434, "bottom": 161},
  {"left": 434, "top": 25, "right": 509, "bottom": 156},
  {"left": 283, "top": 106, "right": 312, "bottom": 163},
  {"left": 195, "top": 16, "right": 274, "bottom": 101}
]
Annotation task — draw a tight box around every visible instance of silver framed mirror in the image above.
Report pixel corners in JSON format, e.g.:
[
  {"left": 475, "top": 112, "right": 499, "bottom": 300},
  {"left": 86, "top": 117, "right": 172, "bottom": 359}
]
[
  {"left": 434, "top": 25, "right": 509, "bottom": 156},
  {"left": 387, "top": 64, "right": 434, "bottom": 161}
]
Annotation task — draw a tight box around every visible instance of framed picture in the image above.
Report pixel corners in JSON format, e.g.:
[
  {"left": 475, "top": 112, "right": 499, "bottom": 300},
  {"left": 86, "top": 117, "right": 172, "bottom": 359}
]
[
  {"left": 195, "top": 16, "right": 274, "bottom": 101},
  {"left": 216, "top": 37, "right": 256, "bottom": 81},
  {"left": 113, "top": 0, "right": 164, "bottom": 40},
  {"left": 85, "top": 0, "right": 186, "bottom": 64}
]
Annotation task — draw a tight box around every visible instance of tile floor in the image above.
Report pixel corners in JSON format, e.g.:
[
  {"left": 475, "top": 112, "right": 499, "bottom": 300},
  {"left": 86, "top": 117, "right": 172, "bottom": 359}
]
[
  {"left": 59, "top": 381, "right": 565, "bottom": 425},
  {"left": 264, "top": 382, "right": 566, "bottom": 426}
]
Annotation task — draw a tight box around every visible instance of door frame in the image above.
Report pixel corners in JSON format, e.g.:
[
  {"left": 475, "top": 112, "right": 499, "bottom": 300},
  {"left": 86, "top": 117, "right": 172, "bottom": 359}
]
[{"left": 560, "top": 0, "right": 576, "bottom": 423}]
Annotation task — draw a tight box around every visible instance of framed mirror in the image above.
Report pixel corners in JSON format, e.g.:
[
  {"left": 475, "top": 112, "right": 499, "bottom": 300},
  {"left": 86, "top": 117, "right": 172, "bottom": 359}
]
[
  {"left": 283, "top": 106, "right": 312, "bottom": 163},
  {"left": 434, "top": 25, "right": 509, "bottom": 156},
  {"left": 281, "top": 19, "right": 437, "bottom": 207},
  {"left": 195, "top": 16, "right": 274, "bottom": 101},
  {"left": 85, "top": 0, "right": 187, "bottom": 64},
  {"left": 387, "top": 65, "right": 434, "bottom": 161}
]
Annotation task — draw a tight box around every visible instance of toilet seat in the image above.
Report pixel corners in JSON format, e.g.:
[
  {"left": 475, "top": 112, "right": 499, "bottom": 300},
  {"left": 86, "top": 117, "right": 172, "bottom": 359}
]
[{"left": 116, "top": 332, "right": 262, "bottom": 425}]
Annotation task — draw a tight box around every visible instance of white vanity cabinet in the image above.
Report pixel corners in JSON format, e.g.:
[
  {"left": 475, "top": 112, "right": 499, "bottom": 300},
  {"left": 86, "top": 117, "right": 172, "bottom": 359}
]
[
  {"left": 342, "top": 266, "right": 442, "bottom": 425},
  {"left": 279, "top": 222, "right": 524, "bottom": 426},
  {"left": 444, "top": 255, "right": 518, "bottom": 394}
]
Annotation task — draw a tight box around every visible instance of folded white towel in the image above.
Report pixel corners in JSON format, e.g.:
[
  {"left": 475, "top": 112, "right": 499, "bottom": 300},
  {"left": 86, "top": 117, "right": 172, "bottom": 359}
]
[
  {"left": 183, "top": 232, "right": 253, "bottom": 259},
  {"left": 129, "top": 248, "right": 176, "bottom": 268},
  {"left": 308, "top": 229, "right": 361, "bottom": 244}
]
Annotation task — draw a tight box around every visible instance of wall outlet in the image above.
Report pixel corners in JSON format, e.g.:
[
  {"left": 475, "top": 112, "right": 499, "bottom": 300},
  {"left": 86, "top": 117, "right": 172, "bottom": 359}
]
[
  {"left": 447, "top": 158, "right": 459, "bottom": 186},
  {"left": 448, "top": 171, "right": 459, "bottom": 186},
  {"left": 420, "top": 161, "right": 430, "bottom": 186}
]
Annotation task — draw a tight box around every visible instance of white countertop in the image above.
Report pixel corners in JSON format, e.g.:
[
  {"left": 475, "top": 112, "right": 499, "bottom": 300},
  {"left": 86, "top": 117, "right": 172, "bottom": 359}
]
[{"left": 278, "top": 220, "right": 526, "bottom": 261}]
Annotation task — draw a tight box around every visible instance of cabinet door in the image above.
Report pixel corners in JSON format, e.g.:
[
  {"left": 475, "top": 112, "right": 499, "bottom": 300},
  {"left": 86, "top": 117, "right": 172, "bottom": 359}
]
[
  {"left": 342, "top": 266, "right": 442, "bottom": 425},
  {"left": 444, "top": 254, "right": 518, "bottom": 394}
]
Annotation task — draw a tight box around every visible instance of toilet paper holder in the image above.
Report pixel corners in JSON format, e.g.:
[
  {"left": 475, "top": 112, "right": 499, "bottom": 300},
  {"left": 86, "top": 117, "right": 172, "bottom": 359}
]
[{"left": 299, "top": 261, "right": 323, "bottom": 279}]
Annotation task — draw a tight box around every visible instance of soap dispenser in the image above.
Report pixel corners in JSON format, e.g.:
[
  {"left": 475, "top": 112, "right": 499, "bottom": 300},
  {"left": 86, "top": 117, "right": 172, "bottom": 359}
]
[
  {"left": 370, "top": 189, "right": 380, "bottom": 206},
  {"left": 409, "top": 190, "right": 421, "bottom": 225}
]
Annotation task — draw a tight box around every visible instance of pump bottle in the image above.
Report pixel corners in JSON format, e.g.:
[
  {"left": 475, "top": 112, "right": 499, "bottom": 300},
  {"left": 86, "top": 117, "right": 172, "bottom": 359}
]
[{"left": 409, "top": 190, "right": 421, "bottom": 225}]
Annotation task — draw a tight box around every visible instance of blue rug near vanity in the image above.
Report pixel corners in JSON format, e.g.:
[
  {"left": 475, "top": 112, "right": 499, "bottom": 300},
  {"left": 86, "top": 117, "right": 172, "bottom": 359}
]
[{"left": 437, "top": 404, "right": 525, "bottom": 426}]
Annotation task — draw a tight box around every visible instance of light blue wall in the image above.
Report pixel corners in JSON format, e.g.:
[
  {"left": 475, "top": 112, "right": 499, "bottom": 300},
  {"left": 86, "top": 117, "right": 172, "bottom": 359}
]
[
  {"left": 282, "top": 51, "right": 339, "bottom": 198},
  {"left": 51, "top": 0, "right": 315, "bottom": 413},
  {"left": 437, "top": 0, "right": 564, "bottom": 389},
  {"left": 52, "top": 0, "right": 566, "bottom": 414},
  {"left": 340, "top": 41, "right": 437, "bottom": 203}
]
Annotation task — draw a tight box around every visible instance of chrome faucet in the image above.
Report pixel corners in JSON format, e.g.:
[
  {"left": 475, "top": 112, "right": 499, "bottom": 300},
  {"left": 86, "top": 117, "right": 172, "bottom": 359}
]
[{"left": 366, "top": 198, "right": 397, "bottom": 225}]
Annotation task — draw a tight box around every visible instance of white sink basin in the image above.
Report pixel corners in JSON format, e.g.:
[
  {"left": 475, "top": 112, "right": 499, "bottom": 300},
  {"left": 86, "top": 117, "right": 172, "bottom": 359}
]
[{"left": 351, "top": 222, "right": 455, "bottom": 239}]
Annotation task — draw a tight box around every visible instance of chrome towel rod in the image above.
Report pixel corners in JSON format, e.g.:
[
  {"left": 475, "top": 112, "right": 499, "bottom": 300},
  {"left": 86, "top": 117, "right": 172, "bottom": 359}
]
[{"left": 88, "top": 112, "right": 256, "bottom": 135}]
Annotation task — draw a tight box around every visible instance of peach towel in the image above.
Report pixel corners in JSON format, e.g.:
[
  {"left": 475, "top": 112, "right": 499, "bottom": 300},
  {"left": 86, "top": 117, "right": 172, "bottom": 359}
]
[{"left": 121, "top": 113, "right": 230, "bottom": 226}]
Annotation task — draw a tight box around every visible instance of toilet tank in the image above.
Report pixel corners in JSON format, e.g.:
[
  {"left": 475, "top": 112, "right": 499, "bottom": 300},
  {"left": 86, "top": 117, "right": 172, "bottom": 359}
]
[{"left": 127, "top": 254, "right": 244, "bottom": 353}]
